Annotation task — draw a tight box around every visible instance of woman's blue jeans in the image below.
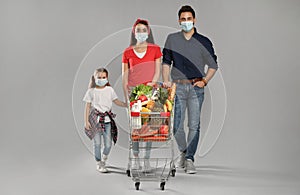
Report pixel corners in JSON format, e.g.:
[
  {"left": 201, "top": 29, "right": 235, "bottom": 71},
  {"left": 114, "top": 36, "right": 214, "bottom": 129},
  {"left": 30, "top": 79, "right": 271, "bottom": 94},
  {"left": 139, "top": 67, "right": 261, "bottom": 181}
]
[{"left": 132, "top": 141, "right": 152, "bottom": 159}]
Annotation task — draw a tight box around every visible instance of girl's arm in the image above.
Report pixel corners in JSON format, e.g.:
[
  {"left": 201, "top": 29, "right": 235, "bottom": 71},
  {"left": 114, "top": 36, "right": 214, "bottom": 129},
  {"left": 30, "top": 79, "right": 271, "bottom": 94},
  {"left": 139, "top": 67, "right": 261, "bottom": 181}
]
[
  {"left": 122, "top": 62, "right": 129, "bottom": 101},
  {"left": 151, "top": 57, "right": 161, "bottom": 84},
  {"left": 113, "top": 99, "right": 127, "bottom": 107},
  {"left": 84, "top": 102, "right": 92, "bottom": 129}
]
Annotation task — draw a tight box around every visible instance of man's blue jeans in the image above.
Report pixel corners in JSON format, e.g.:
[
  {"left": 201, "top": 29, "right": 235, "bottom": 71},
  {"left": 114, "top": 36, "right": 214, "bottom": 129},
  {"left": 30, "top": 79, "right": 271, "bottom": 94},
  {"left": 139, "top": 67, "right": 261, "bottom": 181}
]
[{"left": 173, "top": 83, "right": 204, "bottom": 162}]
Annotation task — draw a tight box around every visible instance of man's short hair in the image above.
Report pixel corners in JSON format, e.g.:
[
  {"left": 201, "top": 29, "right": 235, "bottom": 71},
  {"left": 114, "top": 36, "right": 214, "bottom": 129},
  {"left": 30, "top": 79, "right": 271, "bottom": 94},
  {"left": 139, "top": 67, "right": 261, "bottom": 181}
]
[{"left": 178, "top": 5, "right": 195, "bottom": 18}]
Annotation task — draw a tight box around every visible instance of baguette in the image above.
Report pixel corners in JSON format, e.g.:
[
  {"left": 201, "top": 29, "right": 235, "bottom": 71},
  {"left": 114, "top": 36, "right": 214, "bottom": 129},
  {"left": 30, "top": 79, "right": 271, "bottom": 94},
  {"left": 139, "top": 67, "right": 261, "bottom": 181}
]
[{"left": 168, "top": 83, "right": 176, "bottom": 101}]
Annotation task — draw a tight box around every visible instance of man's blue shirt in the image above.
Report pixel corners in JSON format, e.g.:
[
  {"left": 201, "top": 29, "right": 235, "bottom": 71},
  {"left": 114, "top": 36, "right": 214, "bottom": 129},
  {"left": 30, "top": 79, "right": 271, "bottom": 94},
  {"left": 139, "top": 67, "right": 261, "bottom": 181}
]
[{"left": 163, "top": 28, "right": 218, "bottom": 80}]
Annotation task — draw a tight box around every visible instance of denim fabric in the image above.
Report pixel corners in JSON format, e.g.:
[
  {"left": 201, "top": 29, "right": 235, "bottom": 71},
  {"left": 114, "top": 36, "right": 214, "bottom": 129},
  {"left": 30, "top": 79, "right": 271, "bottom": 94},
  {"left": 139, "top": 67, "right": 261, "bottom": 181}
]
[
  {"left": 173, "top": 83, "right": 204, "bottom": 162},
  {"left": 93, "top": 122, "right": 112, "bottom": 161},
  {"left": 132, "top": 141, "right": 152, "bottom": 159}
]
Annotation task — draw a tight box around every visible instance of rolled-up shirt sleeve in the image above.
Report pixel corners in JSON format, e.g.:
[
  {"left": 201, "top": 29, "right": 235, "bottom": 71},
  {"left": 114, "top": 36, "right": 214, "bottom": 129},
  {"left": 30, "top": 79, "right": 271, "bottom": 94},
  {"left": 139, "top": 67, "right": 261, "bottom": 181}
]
[{"left": 203, "top": 40, "right": 218, "bottom": 70}]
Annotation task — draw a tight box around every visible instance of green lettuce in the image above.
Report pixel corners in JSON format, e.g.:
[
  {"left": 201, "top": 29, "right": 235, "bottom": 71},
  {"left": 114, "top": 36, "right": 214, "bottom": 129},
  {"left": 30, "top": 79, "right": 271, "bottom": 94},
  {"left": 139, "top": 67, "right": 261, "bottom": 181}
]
[{"left": 130, "top": 84, "right": 153, "bottom": 102}]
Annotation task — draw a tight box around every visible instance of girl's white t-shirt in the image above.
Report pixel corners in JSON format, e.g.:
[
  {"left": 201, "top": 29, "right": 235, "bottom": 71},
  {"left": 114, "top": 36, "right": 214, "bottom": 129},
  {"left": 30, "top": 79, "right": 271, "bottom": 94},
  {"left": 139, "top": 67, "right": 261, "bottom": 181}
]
[{"left": 83, "top": 86, "right": 118, "bottom": 122}]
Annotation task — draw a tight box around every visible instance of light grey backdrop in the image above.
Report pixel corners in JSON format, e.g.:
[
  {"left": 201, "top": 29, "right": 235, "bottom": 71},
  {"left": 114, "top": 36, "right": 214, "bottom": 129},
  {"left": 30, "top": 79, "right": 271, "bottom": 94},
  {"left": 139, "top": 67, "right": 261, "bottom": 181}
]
[{"left": 1, "top": 0, "right": 300, "bottom": 194}]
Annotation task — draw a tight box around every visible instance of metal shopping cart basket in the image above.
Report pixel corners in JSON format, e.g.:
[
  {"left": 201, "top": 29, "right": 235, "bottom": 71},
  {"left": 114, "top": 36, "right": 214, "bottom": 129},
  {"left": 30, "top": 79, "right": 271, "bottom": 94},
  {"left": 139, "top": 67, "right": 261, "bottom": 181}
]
[{"left": 126, "top": 83, "right": 176, "bottom": 191}]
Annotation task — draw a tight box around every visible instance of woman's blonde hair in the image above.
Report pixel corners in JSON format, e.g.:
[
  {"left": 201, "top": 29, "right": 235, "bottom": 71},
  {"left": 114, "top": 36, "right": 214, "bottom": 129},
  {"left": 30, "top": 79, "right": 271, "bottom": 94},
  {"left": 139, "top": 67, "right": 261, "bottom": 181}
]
[{"left": 88, "top": 68, "right": 111, "bottom": 88}]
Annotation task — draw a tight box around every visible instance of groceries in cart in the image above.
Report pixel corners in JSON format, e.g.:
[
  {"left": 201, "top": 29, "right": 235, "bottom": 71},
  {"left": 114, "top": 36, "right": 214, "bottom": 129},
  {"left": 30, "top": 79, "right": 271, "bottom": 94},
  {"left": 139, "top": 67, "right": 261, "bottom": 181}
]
[
  {"left": 126, "top": 83, "right": 177, "bottom": 190},
  {"left": 129, "top": 83, "right": 176, "bottom": 142}
]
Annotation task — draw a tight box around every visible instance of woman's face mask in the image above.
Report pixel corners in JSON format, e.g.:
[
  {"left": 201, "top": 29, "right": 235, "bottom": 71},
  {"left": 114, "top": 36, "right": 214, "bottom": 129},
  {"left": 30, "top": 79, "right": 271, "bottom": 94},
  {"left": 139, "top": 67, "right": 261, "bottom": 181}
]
[
  {"left": 180, "top": 21, "right": 194, "bottom": 32},
  {"left": 135, "top": 32, "right": 148, "bottom": 43},
  {"left": 95, "top": 78, "right": 108, "bottom": 87}
]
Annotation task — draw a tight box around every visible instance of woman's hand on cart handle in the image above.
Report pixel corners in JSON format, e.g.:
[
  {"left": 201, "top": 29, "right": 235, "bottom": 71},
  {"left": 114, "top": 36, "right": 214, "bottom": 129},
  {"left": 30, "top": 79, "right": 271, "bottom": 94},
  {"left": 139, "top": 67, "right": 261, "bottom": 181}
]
[
  {"left": 163, "top": 81, "right": 172, "bottom": 88},
  {"left": 146, "top": 82, "right": 156, "bottom": 87}
]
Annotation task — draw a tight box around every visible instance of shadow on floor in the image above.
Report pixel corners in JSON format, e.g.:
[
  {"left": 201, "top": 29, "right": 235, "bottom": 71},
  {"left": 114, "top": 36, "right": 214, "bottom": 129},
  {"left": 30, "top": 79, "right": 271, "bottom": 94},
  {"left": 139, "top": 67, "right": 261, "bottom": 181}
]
[{"left": 105, "top": 164, "right": 299, "bottom": 183}]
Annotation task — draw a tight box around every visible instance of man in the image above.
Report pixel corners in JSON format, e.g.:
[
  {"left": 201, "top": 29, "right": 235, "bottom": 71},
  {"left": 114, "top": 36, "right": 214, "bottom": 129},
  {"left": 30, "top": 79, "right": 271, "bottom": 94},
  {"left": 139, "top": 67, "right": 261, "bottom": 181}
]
[{"left": 162, "top": 5, "right": 218, "bottom": 174}]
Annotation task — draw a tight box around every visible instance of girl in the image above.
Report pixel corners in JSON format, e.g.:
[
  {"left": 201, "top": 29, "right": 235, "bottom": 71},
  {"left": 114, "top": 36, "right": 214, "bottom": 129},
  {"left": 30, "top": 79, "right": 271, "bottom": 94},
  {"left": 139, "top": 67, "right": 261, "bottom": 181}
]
[
  {"left": 122, "top": 19, "right": 162, "bottom": 170},
  {"left": 83, "top": 68, "right": 126, "bottom": 173}
]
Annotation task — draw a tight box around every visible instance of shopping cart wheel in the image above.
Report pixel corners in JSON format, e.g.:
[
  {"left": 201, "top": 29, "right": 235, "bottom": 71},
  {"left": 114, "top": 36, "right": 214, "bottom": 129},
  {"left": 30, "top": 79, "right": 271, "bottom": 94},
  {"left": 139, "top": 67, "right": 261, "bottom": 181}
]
[
  {"left": 126, "top": 169, "right": 131, "bottom": 177},
  {"left": 135, "top": 182, "right": 140, "bottom": 190},
  {"left": 160, "top": 182, "right": 165, "bottom": 191},
  {"left": 171, "top": 169, "right": 176, "bottom": 177}
]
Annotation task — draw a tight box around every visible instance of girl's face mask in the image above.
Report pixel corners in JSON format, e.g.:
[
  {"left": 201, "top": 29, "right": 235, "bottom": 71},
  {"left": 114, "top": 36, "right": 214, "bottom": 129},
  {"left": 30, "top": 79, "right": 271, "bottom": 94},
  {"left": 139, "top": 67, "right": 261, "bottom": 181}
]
[{"left": 95, "top": 78, "right": 108, "bottom": 87}]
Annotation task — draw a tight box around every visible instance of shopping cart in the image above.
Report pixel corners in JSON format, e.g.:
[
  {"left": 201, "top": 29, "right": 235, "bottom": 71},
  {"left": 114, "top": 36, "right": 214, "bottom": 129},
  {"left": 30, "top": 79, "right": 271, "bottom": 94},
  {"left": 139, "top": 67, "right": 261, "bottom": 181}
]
[{"left": 126, "top": 84, "right": 176, "bottom": 191}]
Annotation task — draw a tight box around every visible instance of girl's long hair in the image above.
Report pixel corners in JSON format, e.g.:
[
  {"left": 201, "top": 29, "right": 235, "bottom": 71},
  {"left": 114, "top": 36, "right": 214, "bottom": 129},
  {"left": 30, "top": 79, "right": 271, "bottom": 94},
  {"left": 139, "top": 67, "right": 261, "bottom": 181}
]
[
  {"left": 130, "top": 18, "right": 155, "bottom": 46},
  {"left": 88, "top": 68, "right": 111, "bottom": 88}
]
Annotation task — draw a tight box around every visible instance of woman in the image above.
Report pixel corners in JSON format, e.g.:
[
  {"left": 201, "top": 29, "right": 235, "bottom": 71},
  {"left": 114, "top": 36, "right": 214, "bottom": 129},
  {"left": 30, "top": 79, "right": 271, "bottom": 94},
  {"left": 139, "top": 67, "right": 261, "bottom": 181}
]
[
  {"left": 122, "top": 18, "right": 162, "bottom": 98},
  {"left": 122, "top": 19, "right": 162, "bottom": 170}
]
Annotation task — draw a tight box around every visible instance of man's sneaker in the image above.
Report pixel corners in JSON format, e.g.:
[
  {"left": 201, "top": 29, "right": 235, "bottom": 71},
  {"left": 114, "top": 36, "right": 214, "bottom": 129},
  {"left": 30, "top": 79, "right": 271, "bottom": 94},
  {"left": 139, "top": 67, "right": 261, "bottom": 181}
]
[
  {"left": 176, "top": 152, "right": 186, "bottom": 168},
  {"left": 185, "top": 159, "right": 197, "bottom": 174},
  {"left": 97, "top": 161, "right": 108, "bottom": 173},
  {"left": 131, "top": 158, "right": 141, "bottom": 170}
]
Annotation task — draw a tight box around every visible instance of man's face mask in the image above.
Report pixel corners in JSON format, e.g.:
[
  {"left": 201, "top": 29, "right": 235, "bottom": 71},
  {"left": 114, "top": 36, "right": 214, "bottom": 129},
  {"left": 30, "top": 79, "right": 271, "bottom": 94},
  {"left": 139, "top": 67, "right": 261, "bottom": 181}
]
[
  {"left": 135, "top": 32, "right": 148, "bottom": 43},
  {"left": 180, "top": 21, "right": 194, "bottom": 32}
]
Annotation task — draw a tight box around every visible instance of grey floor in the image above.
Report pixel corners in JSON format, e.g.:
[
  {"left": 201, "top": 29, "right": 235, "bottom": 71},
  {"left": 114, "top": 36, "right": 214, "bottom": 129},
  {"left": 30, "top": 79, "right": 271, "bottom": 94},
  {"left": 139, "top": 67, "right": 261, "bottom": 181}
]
[{"left": 1, "top": 148, "right": 299, "bottom": 195}]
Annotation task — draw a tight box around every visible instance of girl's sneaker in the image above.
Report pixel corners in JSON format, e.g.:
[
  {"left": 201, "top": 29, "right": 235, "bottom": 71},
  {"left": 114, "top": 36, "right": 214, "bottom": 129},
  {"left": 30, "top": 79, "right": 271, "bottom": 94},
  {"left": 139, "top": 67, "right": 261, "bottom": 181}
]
[
  {"left": 96, "top": 161, "right": 108, "bottom": 173},
  {"left": 96, "top": 161, "right": 101, "bottom": 170},
  {"left": 102, "top": 154, "right": 108, "bottom": 162}
]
